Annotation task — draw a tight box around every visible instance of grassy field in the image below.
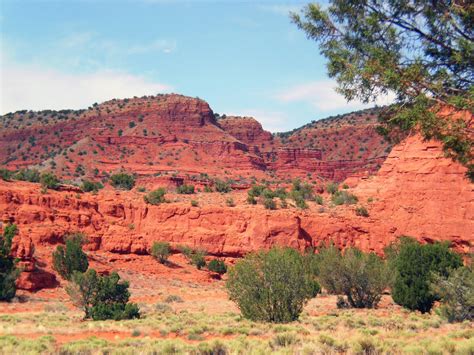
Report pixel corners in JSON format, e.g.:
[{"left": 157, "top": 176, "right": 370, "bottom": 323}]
[{"left": 1, "top": 292, "right": 473, "bottom": 354}]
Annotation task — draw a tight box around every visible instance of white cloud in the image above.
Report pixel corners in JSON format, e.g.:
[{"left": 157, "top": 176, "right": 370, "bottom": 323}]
[
  {"left": 228, "top": 109, "right": 289, "bottom": 133},
  {"left": 0, "top": 60, "right": 172, "bottom": 114},
  {"left": 276, "top": 80, "right": 395, "bottom": 112}
]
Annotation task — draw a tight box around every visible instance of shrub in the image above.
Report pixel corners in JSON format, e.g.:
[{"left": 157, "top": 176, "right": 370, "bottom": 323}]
[
  {"left": 190, "top": 250, "right": 207, "bottom": 270},
  {"left": 388, "top": 237, "right": 463, "bottom": 313},
  {"left": 178, "top": 245, "right": 193, "bottom": 259},
  {"left": 176, "top": 184, "right": 195, "bottom": 194},
  {"left": 291, "top": 179, "right": 314, "bottom": 200},
  {"left": 431, "top": 266, "right": 474, "bottom": 322},
  {"left": 164, "top": 294, "right": 183, "bottom": 303},
  {"left": 215, "top": 180, "right": 231, "bottom": 193},
  {"left": 247, "top": 194, "right": 257, "bottom": 205},
  {"left": 52, "top": 233, "right": 89, "bottom": 280},
  {"left": 355, "top": 206, "right": 369, "bottom": 217},
  {"left": 274, "top": 187, "right": 288, "bottom": 199},
  {"left": 332, "top": 191, "right": 358, "bottom": 205},
  {"left": 151, "top": 242, "right": 170, "bottom": 264},
  {"left": 271, "top": 333, "right": 299, "bottom": 348},
  {"left": 263, "top": 198, "right": 277, "bottom": 210},
  {"left": 67, "top": 269, "right": 140, "bottom": 320},
  {"left": 293, "top": 192, "right": 308, "bottom": 209},
  {"left": 81, "top": 180, "right": 103, "bottom": 193},
  {"left": 226, "top": 247, "right": 317, "bottom": 323},
  {"left": 190, "top": 200, "right": 199, "bottom": 207},
  {"left": 311, "top": 244, "right": 391, "bottom": 308},
  {"left": 0, "top": 169, "right": 13, "bottom": 181},
  {"left": 248, "top": 185, "right": 265, "bottom": 197},
  {"left": 144, "top": 188, "right": 166, "bottom": 205},
  {"left": 314, "top": 195, "right": 324, "bottom": 205},
  {"left": 14, "top": 169, "right": 40, "bottom": 182},
  {"left": 179, "top": 247, "right": 207, "bottom": 270},
  {"left": 40, "top": 172, "right": 60, "bottom": 190},
  {"left": 225, "top": 197, "right": 235, "bottom": 207},
  {"left": 208, "top": 259, "right": 227, "bottom": 275},
  {"left": 110, "top": 173, "right": 135, "bottom": 190},
  {"left": 326, "top": 182, "right": 338, "bottom": 194},
  {"left": 0, "top": 224, "right": 19, "bottom": 301},
  {"left": 262, "top": 188, "right": 276, "bottom": 199}
]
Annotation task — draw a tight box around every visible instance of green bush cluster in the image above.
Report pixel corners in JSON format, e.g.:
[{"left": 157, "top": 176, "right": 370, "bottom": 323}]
[
  {"left": 225, "top": 241, "right": 467, "bottom": 322},
  {"left": 226, "top": 247, "right": 318, "bottom": 323},
  {"left": 331, "top": 190, "right": 358, "bottom": 205},
  {"left": 144, "top": 188, "right": 166, "bottom": 205},
  {"left": 110, "top": 173, "right": 135, "bottom": 190},
  {"left": 40, "top": 172, "right": 60, "bottom": 190},
  {"left": 388, "top": 237, "right": 462, "bottom": 313},
  {"left": 0, "top": 169, "right": 13, "bottom": 181},
  {"left": 308, "top": 245, "right": 391, "bottom": 308},
  {"left": 290, "top": 179, "right": 313, "bottom": 209},
  {"left": 247, "top": 185, "right": 287, "bottom": 209},
  {"left": 1, "top": 168, "right": 41, "bottom": 183},
  {"left": 179, "top": 246, "right": 207, "bottom": 270},
  {"left": 52, "top": 233, "right": 89, "bottom": 280},
  {"left": 225, "top": 197, "right": 235, "bottom": 207},
  {"left": 151, "top": 242, "right": 171, "bottom": 264},
  {"left": 0, "top": 224, "right": 19, "bottom": 301},
  {"left": 176, "top": 184, "right": 195, "bottom": 194},
  {"left": 66, "top": 269, "right": 140, "bottom": 321},
  {"left": 50, "top": 232, "right": 140, "bottom": 321},
  {"left": 326, "top": 182, "right": 338, "bottom": 194},
  {"left": 214, "top": 180, "right": 232, "bottom": 193},
  {"left": 355, "top": 206, "right": 369, "bottom": 217},
  {"left": 207, "top": 259, "right": 227, "bottom": 275},
  {"left": 431, "top": 265, "right": 474, "bottom": 322},
  {"left": 81, "top": 180, "right": 104, "bottom": 193},
  {"left": 14, "top": 169, "right": 40, "bottom": 183},
  {"left": 314, "top": 195, "right": 324, "bottom": 205},
  {"left": 263, "top": 198, "right": 277, "bottom": 210}
]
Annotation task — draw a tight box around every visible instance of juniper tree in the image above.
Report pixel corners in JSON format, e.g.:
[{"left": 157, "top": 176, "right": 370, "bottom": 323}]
[{"left": 292, "top": 1, "right": 473, "bottom": 180}]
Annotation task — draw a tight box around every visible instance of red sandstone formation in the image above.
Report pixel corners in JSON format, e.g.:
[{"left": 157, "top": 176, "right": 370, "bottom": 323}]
[
  {"left": 0, "top": 95, "right": 472, "bottom": 291},
  {"left": 218, "top": 116, "right": 273, "bottom": 152},
  {"left": 1, "top": 131, "right": 471, "bottom": 292},
  {"left": 1, "top": 95, "right": 391, "bottom": 183}
]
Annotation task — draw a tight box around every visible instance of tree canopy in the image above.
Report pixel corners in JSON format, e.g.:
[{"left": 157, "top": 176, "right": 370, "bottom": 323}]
[{"left": 292, "top": 1, "right": 473, "bottom": 180}]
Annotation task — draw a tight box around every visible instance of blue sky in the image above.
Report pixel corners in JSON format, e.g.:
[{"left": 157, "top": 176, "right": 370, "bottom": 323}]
[{"left": 0, "top": 0, "right": 391, "bottom": 132}]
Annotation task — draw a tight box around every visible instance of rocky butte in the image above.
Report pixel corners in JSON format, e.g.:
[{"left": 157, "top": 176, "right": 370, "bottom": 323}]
[{"left": 0, "top": 94, "right": 472, "bottom": 291}]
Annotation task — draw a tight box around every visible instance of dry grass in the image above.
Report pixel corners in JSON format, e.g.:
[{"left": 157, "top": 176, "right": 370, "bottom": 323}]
[{"left": 0, "top": 285, "right": 473, "bottom": 354}]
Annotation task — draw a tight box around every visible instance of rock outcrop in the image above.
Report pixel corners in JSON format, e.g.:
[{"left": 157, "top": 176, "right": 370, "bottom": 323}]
[
  {"left": 1, "top": 96, "right": 472, "bottom": 291},
  {"left": 1, "top": 95, "right": 393, "bottom": 182},
  {"left": 1, "top": 132, "right": 471, "bottom": 292}
]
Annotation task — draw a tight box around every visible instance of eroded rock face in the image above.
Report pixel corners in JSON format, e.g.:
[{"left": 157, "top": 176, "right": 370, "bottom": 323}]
[
  {"left": 1, "top": 98, "right": 472, "bottom": 292},
  {"left": 351, "top": 134, "right": 473, "bottom": 253},
  {"left": 0, "top": 95, "right": 266, "bottom": 179},
  {"left": 218, "top": 116, "right": 273, "bottom": 150},
  {"left": 1, "top": 95, "right": 392, "bottom": 183},
  {"left": 1, "top": 133, "right": 471, "bottom": 277},
  {"left": 16, "top": 269, "right": 57, "bottom": 292}
]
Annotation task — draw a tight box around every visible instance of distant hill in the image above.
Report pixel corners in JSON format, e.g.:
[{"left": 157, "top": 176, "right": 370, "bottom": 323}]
[{"left": 1, "top": 94, "right": 392, "bottom": 183}]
